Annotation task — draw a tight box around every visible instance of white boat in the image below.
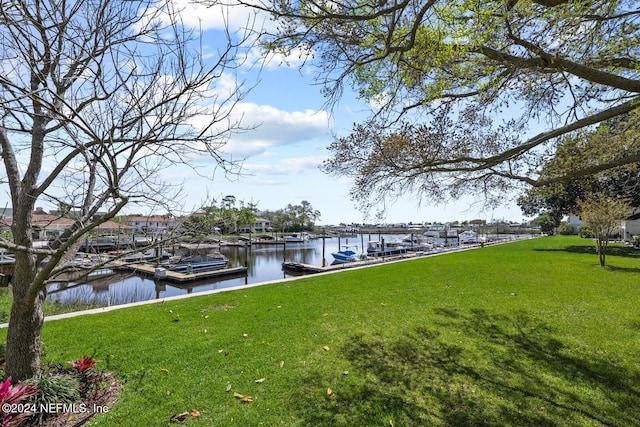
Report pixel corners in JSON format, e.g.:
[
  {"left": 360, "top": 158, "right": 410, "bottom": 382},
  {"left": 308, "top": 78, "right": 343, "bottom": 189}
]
[
  {"left": 458, "top": 230, "right": 478, "bottom": 244},
  {"left": 331, "top": 245, "right": 366, "bottom": 264},
  {"left": 423, "top": 224, "right": 446, "bottom": 238},
  {"left": 401, "top": 234, "right": 421, "bottom": 244},
  {"left": 366, "top": 240, "right": 407, "bottom": 257},
  {"left": 168, "top": 253, "right": 228, "bottom": 273},
  {"left": 283, "top": 233, "right": 308, "bottom": 243},
  {"left": 121, "top": 248, "right": 171, "bottom": 262},
  {"left": 398, "top": 235, "right": 433, "bottom": 250}
]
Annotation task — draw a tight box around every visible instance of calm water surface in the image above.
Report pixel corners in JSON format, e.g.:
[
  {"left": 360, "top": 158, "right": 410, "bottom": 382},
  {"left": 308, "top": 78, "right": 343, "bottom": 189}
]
[{"left": 48, "top": 234, "right": 405, "bottom": 306}]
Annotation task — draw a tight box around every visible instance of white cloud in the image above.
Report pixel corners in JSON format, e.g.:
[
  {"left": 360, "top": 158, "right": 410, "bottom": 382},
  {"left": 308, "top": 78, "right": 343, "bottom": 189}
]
[
  {"left": 161, "top": 1, "right": 312, "bottom": 73},
  {"left": 156, "top": 0, "right": 268, "bottom": 33},
  {"left": 220, "top": 103, "right": 331, "bottom": 156},
  {"left": 243, "top": 156, "right": 326, "bottom": 175}
]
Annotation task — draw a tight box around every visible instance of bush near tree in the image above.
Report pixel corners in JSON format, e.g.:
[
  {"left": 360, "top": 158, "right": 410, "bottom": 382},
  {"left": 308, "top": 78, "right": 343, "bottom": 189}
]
[{"left": 577, "top": 193, "right": 630, "bottom": 266}]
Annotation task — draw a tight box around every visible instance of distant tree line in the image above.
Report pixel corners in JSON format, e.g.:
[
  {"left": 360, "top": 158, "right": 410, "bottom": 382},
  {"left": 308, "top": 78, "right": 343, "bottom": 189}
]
[
  {"left": 260, "top": 200, "right": 321, "bottom": 233},
  {"left": 180, "top": 197, "right": 321, "bottom": 235}
]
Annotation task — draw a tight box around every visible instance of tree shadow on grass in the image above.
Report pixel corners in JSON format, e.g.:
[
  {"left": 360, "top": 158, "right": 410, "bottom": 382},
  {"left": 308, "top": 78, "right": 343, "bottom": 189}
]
[
  {"left": 535, "top": 245, "right": 640, "bottom": 272},
  {"left": 535, "top": 244, "right": 640, "bottom": 260},
  {"left": 604, "top": 265, "right": 640, "bottom": 274},
  {"left": 294, "top": 308, "right": 640, "bottom": 426}
]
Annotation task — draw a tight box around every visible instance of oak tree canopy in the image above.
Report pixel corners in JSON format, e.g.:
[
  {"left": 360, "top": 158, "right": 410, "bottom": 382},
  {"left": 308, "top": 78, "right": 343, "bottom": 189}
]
[
  {"left": 239, "top": 0, "right": 640, "bottom": 216},
  {"left": 517, "top": 112, "right": 640, "bottom": 224}
]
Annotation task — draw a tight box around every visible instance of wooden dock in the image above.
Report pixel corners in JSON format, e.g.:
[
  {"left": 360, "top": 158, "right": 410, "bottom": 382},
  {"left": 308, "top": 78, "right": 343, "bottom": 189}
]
[
  {"left": 113, "top": 262, "right": 247, "bottom": 283},
  {"left": 282, "top": 253, "right": 421, "bottom": 274}
]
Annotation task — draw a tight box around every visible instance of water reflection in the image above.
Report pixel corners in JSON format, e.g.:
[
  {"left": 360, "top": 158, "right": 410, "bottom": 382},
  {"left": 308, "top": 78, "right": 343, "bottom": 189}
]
[
  {"left": 46, "top": 234, "right": 484, "bottom": 307},
  {"left": 47, "top": 237, "right": 361, "bottom": 306}
]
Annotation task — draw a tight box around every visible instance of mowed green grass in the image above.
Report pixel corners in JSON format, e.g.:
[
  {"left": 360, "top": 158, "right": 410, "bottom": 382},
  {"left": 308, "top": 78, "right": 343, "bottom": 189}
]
[{"left": 3, "top": 236, "right": 640, "bottom": 426}]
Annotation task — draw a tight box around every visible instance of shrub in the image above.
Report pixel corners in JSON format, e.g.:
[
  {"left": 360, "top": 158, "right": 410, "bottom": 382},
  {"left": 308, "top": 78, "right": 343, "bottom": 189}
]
[
  {"left": 23, "top": 374, "right": 80, "bottom": 425},
  {"left": 0, "top": 377, "right": 39, "bottom": 426},
  {"left": 579, "top": 225, "right": 594, "bottom": 238},
  {"left": 69, "top": 356, "right": 97, "bottom": 373},
  {"left": 558, "top": 222, "right": 574, "bottom": 235}
]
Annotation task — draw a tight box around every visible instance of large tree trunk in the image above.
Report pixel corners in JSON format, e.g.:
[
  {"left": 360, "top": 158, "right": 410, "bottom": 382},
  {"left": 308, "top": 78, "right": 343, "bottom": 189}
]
[
  {"left": 5, "top": 252, "right": 45, "bottom": 382},
  {"left": 5, "top": 191, "right": 44, "bottom": 382},
  {"left": 5, "top": 295, "right": 45, "bottom": 382}
]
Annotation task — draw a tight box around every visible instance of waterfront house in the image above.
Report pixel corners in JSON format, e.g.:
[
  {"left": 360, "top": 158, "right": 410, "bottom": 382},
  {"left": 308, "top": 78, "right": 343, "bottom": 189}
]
[
  {"left": 238, "top": 218, "right": 271, "bottom": 233},
  {"left": 0, "top": 207, "right": 133, "bottom": 240},
  {"left": 568, "top": 208, "right": 640, "bottom": 240},
  {"left": 124, "top": 214, "right": 178, "bottom": 235}
]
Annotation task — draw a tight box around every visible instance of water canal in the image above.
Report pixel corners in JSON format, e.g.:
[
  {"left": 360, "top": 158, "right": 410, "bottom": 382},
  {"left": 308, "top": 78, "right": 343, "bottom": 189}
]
[
  {"left": 46, "top": 233, "right": 525, "bottom": 307},
  {"left": 47, "top": 234, "right": 406, "bottom": 307}
]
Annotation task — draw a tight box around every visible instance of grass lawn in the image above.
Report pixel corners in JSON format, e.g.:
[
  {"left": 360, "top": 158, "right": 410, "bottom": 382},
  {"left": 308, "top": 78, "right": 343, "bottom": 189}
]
[
  {"left": 2, "top": 236, "right": 640, "bottom": 426},
  {"left": 0, "top": 289, "right": 106, "bottom": 323}
]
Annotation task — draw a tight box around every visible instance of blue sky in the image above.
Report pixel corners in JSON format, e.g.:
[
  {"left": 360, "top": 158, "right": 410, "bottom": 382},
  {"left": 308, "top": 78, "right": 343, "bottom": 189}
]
[
  {"left": 3, "top": 1, "right": 525, "bottom": 226},
  {"left": 156, "top": 1, "right": 526, "bottom": 225}
]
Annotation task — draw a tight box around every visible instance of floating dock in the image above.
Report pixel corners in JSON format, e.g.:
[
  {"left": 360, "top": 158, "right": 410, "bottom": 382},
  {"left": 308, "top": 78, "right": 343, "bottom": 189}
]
[
  {"left": 282, "top": 252, "right": 422, "bottom": 274},
  {"left": 113, "top": 262, "right": 247, "bottom": 283}
]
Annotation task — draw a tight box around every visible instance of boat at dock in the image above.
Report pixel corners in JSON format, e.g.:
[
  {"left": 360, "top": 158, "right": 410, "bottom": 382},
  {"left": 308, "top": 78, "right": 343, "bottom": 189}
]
[
  {"left": 168, "top": 253, "right": 228, "bottom": 273},
  {"left": 423, "top": 224, "right": 458, "bottom": 239},
  {"left": 398, "top": 235, "right": 433, "bottom": 251},
  {"left": 423, "top": 224, "right": 446, "bottom": 238},
  {"left": 77, "top": 236, "right": 133, "bottom": 252},
  {"left": 366, "top": 240, "right": 408, "bottom": 257},
  {"left": 331, "top": 245, "right": 367, "bottom": 264},
  {"left": 283, "top": 233, "right": 309, "bottom": 243},
  {"left": 458, "top": 230, "right": 480, "bottom": 244},
  {"left": 118, "top": 248, "right": 171, "bottom": 263}
]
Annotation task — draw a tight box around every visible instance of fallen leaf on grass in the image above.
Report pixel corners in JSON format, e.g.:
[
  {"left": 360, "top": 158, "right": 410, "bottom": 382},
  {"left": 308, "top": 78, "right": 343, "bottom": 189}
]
[
  {"left": 279, "top": 360, "right": 285, "bottom": 368},
  {"left": 169, "top": 412, "right": 188, "bottom": 423},
  {"left": 255, "top": 377, "right": 266, "bottom": 383},
  {"left": 322, "top": 346, "right": 330, "bottom": 351},
  {"left": 233, "top": 392, "right": 254, "bottom": 403},
  {"left": 226, "top": 383, "right": 232, "bottom": 392},
  {"left": 326, "top": 388, "right": 333, "bottom": 396},
  {"left": 190, "top": 409, "right": 200, "bottom": 417},
  {"left": 243, "top": 333, "right": 249, "bottom": 337},
  {"left": 159, "top": 368, "right": 169, "bottom": 374}
]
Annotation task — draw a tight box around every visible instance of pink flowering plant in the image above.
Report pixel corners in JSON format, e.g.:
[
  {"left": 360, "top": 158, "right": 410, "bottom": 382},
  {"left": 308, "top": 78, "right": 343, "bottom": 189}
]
[
  {"left": 69, "top": 356, "right": 98, "bottom": 373},
  {"left": 0, "top": 377, "right": 39, "bottom": 426}
]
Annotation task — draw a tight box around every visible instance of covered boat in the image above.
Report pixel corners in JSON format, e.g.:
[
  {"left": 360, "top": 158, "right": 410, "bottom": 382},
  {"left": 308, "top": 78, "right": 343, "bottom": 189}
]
[
  {"left": 458, "top": 230, "right": 478, "bottom": 244},
  {"left": 331, "top": 245, "right": 366, "bottom": 264},
  {"left": 168, "top": 253, "right": 228, "bottom": 273}
]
